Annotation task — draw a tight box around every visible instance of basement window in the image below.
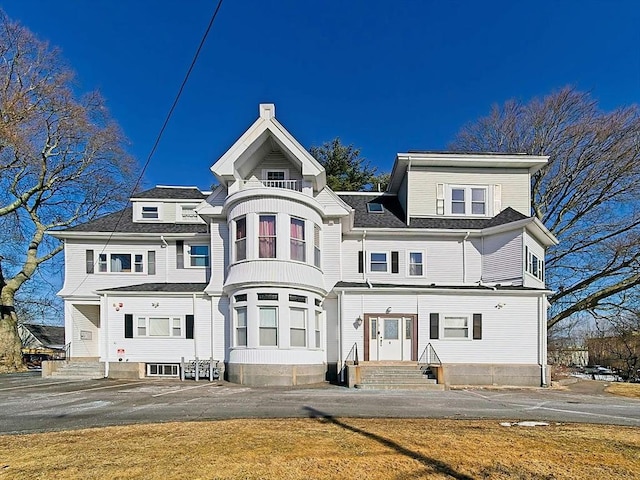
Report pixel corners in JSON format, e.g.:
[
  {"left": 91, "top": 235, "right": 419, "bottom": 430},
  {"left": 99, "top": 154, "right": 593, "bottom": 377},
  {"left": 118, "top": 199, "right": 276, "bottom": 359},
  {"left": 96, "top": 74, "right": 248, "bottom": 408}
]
[{"left": 147, "top": 364, "right": 179, "bottom": 377}]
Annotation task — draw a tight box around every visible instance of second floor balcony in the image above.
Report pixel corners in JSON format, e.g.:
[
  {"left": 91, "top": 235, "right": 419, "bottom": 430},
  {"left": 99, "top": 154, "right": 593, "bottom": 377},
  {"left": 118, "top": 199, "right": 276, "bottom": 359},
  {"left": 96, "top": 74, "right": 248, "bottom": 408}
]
[{"left": 239, "top": 179, "right": 302, "bottom": 192}]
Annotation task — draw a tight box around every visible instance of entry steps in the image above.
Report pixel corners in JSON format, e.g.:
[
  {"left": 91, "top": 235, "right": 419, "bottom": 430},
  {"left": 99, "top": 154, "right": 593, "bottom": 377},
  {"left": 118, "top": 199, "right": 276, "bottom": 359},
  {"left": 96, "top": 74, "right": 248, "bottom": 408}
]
[
  {"left": 354, "top": 362, "right": 444, "bottom": 391},
  {"left": 47, "top": 360, "right": 105, "bottom": 379}
]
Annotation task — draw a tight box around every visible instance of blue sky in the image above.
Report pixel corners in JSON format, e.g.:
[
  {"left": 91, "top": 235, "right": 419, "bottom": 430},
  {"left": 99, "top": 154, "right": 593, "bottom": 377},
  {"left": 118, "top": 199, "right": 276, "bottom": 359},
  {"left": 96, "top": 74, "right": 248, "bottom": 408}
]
[{"left": 4, "top": 0, "right": 639, "bottom": 191}]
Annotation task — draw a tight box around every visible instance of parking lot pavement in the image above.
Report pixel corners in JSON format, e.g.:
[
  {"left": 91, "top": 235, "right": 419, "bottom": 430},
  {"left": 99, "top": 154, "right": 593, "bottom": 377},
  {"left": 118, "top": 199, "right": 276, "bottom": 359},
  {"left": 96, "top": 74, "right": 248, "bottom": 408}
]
[{"left": 1, "top": 374, "right": 639, "bottom": 435}]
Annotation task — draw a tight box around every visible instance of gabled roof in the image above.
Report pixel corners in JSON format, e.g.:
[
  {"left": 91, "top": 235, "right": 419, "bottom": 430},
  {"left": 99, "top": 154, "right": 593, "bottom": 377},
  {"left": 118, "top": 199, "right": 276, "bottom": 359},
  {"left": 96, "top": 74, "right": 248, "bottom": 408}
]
[
  {"left": 54, "top": 207, "right": 208, "bottom": 234},
  {"left": 19, "top": 323, "right": 65, "bottom": 348},
  {"left": 131, "top": 186, "right": 208, "bottom": 200},
  {"left": 97, "top": 283, "right": 208, "bottom": 293},
  {"left": 211, "top": 104, "right": 326, "bottom": 190},
  {"left": 338, "top": 193, "right": 528, "bottom": 230}
]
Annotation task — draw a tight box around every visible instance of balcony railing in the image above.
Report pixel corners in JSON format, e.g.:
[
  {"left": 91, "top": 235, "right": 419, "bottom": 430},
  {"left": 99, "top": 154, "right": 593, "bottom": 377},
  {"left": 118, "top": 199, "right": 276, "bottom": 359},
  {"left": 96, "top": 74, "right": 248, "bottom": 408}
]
[{"left": 240, "top": 179, "right": 301, "bottom": 191}]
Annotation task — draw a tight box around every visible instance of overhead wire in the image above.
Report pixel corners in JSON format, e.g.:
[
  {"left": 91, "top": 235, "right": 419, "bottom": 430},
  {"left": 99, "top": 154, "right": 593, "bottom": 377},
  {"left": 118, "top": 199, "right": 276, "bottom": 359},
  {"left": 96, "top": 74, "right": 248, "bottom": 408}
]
[{"left": 67, "top": 0, "right": 225, "bottom": 296}]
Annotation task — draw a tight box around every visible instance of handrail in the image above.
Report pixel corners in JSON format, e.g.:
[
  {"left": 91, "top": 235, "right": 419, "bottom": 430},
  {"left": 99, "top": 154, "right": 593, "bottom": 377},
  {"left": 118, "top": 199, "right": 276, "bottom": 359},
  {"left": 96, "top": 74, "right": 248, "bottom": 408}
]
[
  {"left": 64, "top": 342, "right": 71, "bottom": 361},
  {"left": 240, "top": 179, "right": 301, "bottom": 191},
  {"left": 418, "top": 343, "right": 442, "bottom": 366},
  {"left": 345, "top": 342, "right": 359, "bottom": 366}
]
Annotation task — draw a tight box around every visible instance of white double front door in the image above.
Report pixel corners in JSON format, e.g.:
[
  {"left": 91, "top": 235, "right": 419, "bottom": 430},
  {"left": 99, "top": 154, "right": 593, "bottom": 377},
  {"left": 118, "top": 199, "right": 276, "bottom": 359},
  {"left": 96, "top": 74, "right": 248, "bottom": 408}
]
[{"left": 368, "top": 316, "right": 414, "bottom": 361}]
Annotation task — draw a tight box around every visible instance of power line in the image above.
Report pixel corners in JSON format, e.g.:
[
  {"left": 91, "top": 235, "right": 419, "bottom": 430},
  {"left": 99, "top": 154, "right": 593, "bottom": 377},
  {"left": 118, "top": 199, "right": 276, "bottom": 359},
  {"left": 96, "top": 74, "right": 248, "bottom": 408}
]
[{"left": 67, "top": 0, "right": 225, "bottom": 296}]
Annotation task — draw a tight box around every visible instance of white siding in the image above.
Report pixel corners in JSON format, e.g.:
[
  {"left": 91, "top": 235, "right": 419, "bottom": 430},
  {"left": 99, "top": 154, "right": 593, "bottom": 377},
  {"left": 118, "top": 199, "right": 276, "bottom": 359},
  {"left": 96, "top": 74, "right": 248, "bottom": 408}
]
[
  {"left": 341, "top": 235, "right": 479, "bottom": 285},
  {"left": 398, "top": 174, "right": 408, "bottom": 217},
  {"left": 523, "top": 231, "right": 546, "bottom": 288},
  {"left": 482, "top": 230, "right": 524, "bottom": 285},
  {"left": 408, "top": 168, "right": 530, "bottom": 217},
  {"left": 207, "top": 221, "right": 228, "bottom": 293},
  {"left": 68, "top": 303, "right": 100, "bottom": 357},
  {"left": 339, "top": 291, "right": 541, "bottom": 364},
  {"left": 102, "top": 294, "right": 212, "bottom": 363},
  {"left": 322, "top": 221, "right": 342, "bottom": 291},
  {"left": 324, "top": 296, "right": 339, "bottom": 363},
  {"left": 247, "top": 151, "right": 303, "bottom": 182}
]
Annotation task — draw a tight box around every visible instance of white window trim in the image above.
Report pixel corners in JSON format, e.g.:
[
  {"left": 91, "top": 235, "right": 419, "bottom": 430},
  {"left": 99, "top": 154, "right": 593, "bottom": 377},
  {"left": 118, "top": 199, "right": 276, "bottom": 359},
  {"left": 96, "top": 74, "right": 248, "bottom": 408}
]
[
  {"left": 441, "top": 314, "right": 472, "bottom": 340},
  {"left": 185, "top": 243, "right": 210, "bottom": 268},
  {"left": 135, "top": 316, "right": 184, "bottom": 338},
  {"left": 146, "top": 364, "right": 179, "bottom": 377},
  {"left": 290, "top": 217, "right": 306, "bottom": 263},
  {"left": 261, "top": 169, "right": 289, "bottom": 181},
  {"left": 137, "top": 203, "right": 163, "bottom": 222},
  {"left": 234, "top": 306, "right": 247, "bottom": 347},
  {"left": 445, "top": 185, "right": 491, "bottom": 217},
  {"left": 258, "top": 306, "right": 279, "bottom": 347},
  {"left": 525, "top": 247, "right": 545, "bottom": 282},
  {"left": 234, "top": 216, "right": 247, "bottom": 262},
  {"left": 406, "top": 250, "right": 426, "bottom": 277},
  {"left": 368, "top": 251, "right": 390, "bottom": 273},
  {"left": 289, "top": 307, "right": 307, "bottom": 348},
  {"left": 314, "top": 309, "right": 323, "bottom": 350},
  {"left": 97, "top": 252, "right": 145, "bottom": 274}
]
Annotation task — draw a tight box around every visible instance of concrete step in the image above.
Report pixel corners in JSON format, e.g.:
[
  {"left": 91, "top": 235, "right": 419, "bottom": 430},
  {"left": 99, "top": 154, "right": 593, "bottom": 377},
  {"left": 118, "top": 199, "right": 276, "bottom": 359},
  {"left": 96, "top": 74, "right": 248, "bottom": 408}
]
[
  {"left": 48, "top": 361, "right": 104, "bottom": 379},
  {"left": 358, "top": 378, "right": 438, "bottom": 385},
  {"left": 355, "top": 383, "right": 445, "bottom": 391}
]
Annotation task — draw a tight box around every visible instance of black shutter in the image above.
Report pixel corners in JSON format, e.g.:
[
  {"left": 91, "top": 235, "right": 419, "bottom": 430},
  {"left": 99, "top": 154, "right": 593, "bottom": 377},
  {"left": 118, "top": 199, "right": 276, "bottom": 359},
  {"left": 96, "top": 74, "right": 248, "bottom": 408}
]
[
  {"left": 124, "top": 314, "right": 133, "bottom": 338},
  {"left": 147, "top": 251, "right": 156, "bottom": 275},
  {"left": 391, "top": 251, "right": 399, "bottom": 273},
  {"left": 86, "top": 250, "right": 94, "bottom": 274},
  {"left": 429, "top": 313, "right": 439, "bottom": 339},
  {"left": 358, "top": 251, "right": 364, "bottom": 273},
  {"left": 177, "top": 240, "right": 184, "bottom": 269},
  {"left": 186, "top": 315, "right": 194, "bottom": 339},
  {"left": 473, "top": 313, "right": 482, "bottom": 340}
]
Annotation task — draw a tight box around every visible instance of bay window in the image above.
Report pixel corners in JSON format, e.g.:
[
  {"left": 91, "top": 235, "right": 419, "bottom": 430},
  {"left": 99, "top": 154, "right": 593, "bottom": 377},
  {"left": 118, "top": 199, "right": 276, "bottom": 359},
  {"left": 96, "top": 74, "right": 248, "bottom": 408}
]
[
  {"left": 290, "top": 217, "right": 305, "bottom": 262},
  {"left": 259, "top": 307, "right": 278, "bottom": 346},
  {"left": 259, "top": 215, "right": 277, "bottom": 258},
  {"left": 290, "top": 308, "right": 306, "bottom": 347},
  {"left": 235, "top": 307, "right": 247, "bottom": 346},
  {"left": 235, "top": 217, "right": 246, "bottom": 261}
]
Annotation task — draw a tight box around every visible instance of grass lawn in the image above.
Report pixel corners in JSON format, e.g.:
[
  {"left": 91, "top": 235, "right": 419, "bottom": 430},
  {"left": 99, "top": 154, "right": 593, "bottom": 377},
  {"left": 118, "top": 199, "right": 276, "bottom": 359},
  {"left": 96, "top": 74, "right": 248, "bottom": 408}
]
[
  {"left": 606, "top": 382, "right": 640, "bottom": 399},
  {"left": 1, "top": 418, "right": 638, "bottom": 479}
]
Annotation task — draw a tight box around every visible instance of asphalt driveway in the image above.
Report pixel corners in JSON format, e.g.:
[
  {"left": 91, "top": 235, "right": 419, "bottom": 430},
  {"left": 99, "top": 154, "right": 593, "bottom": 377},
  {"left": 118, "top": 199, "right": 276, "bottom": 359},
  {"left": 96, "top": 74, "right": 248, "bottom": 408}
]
[{"left": 1, "top": 372, "right": 639, "bottom": 435}]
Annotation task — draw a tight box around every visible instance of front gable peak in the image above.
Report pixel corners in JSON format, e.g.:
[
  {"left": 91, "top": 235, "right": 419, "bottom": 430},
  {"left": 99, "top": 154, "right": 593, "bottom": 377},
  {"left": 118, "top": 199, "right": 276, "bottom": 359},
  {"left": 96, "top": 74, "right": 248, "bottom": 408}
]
[{"left": 210, "top": 103, "right": 326, "bottom": 191}]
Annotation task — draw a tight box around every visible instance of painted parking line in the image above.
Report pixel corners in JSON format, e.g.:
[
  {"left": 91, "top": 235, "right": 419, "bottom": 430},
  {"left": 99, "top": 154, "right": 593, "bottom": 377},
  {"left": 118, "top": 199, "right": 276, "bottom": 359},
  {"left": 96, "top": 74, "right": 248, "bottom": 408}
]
[
  {"left": 151, "top": 382, "right": 218, "bottom": 397},
  {"left": 535, "top": 405, "right": 640, "bottom": 424},
  {"left": 49, "top": 381, "right": 145, "bottom": 397},
  {"left": 0, "top": 379, "right": 85, "bottom": 392}
]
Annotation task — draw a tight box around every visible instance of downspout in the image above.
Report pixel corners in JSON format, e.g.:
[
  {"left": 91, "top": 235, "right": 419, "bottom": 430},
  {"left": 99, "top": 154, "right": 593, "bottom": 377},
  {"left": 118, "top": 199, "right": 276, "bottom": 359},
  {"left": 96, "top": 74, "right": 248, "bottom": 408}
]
[
  {"left": 102, "top": 294, "right": 109, "bottom": 378},
  {"left": 406, "top": 157, "right": 412, "bottom": 226},
  {"left": 362, "top": 230, "right": 367, "bottom": 282},
  {"left": 462, "top": 231, "right": 470, "bottom": 283},
  {"left": 193, "top": 293, "right": 198, "bottom": 359},
  {"left": 539, "top": 294, "right": 548, "bottom": 387},
  {"left": 160, "top": 235, "right": 169, "bottom": 283},
  {"left": 210, "top": 294, "right": 215, "bottom": 362},
  {"left": 338, "top": 291, "right": 343, "bottom": 382}
]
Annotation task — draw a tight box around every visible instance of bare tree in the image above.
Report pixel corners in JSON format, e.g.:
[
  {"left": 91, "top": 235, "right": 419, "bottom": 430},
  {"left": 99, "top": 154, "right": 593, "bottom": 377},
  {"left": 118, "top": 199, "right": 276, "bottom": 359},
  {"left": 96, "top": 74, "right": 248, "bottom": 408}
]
[
  {"left": 588, "top": 312, "right": 640, "bottom": 381},
  {"left": 450, "top": 87, "right": 640, "bottom": 329},
  {"left": 0, "top": 11, "right": 136, "bottom": 372}
]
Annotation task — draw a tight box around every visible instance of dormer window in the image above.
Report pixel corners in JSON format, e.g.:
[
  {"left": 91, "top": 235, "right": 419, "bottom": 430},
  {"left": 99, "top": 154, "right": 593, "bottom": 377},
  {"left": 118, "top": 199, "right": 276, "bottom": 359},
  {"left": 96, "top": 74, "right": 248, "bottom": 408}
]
[
  {"left": 447, "top": 186, "right": 488, "bottom": 216},
  {"left": 366, "top": 202, "right": 384, "bottom": 213},
  {"left": 141, "top": 206, "right": 159, "bottom": 220},
  {"left": 265, "top": 170, "right": 286, "bottom": 181},
  {"left": 180, "top": 205, "right": 199, "bottom": 221}
]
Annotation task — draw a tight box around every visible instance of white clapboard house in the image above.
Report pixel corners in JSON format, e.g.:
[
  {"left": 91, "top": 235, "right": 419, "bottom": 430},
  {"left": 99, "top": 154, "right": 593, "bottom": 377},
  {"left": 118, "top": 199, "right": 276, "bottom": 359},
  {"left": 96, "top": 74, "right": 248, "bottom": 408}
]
[{"left": 50, "top": 104, "right": 557, "bottom": 387}]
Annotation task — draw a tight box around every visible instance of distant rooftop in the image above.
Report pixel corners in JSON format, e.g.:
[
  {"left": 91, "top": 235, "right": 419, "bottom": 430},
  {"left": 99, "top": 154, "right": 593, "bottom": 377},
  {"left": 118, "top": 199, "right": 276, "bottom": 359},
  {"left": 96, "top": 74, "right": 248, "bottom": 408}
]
[{"left": 131, "top": 186, "right": 209, "bottom": 200}]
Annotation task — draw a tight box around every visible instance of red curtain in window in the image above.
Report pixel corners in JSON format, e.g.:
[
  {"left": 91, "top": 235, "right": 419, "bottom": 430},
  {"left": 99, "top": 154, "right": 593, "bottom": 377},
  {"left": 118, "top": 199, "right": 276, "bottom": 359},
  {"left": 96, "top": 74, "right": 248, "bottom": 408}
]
[{"left": 259, "top": 216, "right": 276, "bottom": 258}]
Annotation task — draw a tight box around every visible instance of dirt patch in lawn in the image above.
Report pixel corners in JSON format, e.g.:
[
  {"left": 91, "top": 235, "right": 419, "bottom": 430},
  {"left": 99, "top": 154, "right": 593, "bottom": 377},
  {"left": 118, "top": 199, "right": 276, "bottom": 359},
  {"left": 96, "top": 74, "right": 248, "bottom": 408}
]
[
  {"left": 0, "top": 418, "right": 638, "bottom": 479},
  {"left": 605, "top": 382, "right": 640, "bottom": 399}
]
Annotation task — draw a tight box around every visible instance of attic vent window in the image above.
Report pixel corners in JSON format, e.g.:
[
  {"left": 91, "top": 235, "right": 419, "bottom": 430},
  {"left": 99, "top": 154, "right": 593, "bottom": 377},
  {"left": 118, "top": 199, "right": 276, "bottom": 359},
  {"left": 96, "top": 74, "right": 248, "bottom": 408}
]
[{"left": 367, "top": 202, "right": 384, "bottom": 213}]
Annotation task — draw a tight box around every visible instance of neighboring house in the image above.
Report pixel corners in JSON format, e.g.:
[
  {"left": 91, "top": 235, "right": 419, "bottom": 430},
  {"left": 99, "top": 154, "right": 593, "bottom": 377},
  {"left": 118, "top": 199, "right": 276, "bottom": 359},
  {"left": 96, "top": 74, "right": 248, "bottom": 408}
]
[
  {"left": 19, "top": 323, "right": 66, "bottom": 363},
  {"left": 50, "top": 104, "right": 557, "bottom": 387}
]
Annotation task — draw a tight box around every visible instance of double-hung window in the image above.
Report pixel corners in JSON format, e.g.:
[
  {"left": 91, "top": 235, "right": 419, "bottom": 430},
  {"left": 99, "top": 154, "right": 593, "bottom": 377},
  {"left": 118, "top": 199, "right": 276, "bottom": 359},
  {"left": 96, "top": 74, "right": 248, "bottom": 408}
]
[
  {"left": 290, "top": 308, "right": 306, "bottom": 347},
  {"left": 259, "top": 215, "right": 277, "bottom": 258},
  {"left": 235, "top": 307, "right": 247, "bottom": 346},
  {"left": 235, "top": 217, "right": 247, "bottom": 261},
  {"left": 99, "top": 253, "right": 138, "bottom": 273},
  {"left": 188, "top": 245, "right": 209, "bottom": 267},
  {"left": 314, "top": 311, "right": 322, "bottom": 348},
  {"left": 370, "top": 252, "right": 388, "bottom": 272},
  {"left": 443, "top": 315, "right": 470, "bottom": 339},
  {"left": 259, "top": 307, "right": 278, "bottom": 346},
  {"left": 290, "top": 217, "right": 305, "bottom": 262},
  {"left": 408, "top": 252, "right": 424, "bottom": 276},
  {"left": 314, "top": 224, "right": 321, "bottom": 268},
  {"left": 449, "top": 186, "right": 488, "bottom": 216}
]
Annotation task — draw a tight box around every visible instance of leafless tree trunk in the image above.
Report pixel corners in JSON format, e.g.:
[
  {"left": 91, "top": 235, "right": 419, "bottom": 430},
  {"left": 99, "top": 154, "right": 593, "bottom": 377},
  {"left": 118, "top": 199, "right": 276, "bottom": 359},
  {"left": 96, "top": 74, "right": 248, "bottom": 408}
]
[
  {"left": 0, "top": 11, "right": 136, "bottom": 371},
  {"left": 450, "top": 87, "right": 640, "bottom": 329}
]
